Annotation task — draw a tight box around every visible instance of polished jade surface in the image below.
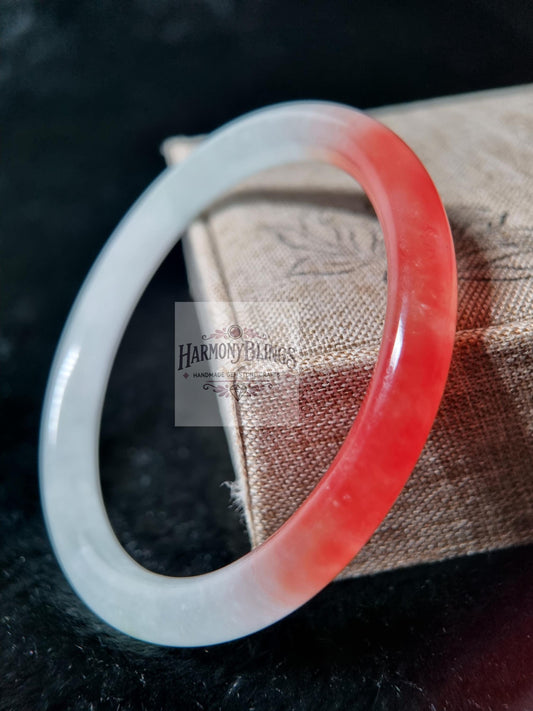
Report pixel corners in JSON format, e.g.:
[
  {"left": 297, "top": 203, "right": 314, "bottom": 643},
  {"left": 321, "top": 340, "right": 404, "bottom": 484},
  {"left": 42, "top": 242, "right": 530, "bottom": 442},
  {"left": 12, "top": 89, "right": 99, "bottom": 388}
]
[{"left": 39, "top": 102, "right": 457, "bottom": 646}]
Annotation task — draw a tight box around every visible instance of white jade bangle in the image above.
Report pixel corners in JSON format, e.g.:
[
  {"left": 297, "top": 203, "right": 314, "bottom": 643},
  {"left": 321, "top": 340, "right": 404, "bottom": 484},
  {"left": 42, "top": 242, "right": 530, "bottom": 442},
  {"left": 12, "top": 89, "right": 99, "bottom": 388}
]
[{"left": 39, "top": 102, "right": 456, "bottom": 647}]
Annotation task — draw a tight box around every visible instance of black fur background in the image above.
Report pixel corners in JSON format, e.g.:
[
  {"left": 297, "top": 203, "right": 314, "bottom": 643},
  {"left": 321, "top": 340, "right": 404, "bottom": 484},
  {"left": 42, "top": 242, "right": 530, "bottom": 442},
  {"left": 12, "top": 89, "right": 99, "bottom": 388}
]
[{"left": 1, "top": 1, "right": 533, "bottom": 709}]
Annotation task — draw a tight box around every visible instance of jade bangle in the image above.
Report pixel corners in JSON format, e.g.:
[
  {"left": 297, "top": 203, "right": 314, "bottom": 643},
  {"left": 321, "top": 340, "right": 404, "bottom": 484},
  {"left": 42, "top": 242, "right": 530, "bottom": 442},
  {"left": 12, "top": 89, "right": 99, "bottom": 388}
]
[{"left": 39, "top": 102, "right": 457, "bottom": 647}]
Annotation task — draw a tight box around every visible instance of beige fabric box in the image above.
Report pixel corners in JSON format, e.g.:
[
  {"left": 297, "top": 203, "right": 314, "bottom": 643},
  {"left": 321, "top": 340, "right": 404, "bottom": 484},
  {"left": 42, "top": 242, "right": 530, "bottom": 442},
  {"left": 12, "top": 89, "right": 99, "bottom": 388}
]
[{"left": 163, "top": 85, "right": 533, "bottom": 578}]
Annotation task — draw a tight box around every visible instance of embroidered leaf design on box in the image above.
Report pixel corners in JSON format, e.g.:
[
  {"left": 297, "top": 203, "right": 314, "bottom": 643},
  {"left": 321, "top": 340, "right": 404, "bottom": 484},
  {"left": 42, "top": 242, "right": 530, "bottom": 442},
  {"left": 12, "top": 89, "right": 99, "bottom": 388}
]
[
  {"left": 260, "top": 211, "right": 384, "bottom": 277},
  {"left": 448, "top": 205, "right": 533, "bottom": 283}
]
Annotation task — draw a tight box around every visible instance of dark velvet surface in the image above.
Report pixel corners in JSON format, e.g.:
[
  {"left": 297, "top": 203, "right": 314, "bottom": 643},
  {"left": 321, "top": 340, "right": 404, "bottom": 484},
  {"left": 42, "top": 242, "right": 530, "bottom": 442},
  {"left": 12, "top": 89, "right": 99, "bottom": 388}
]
[{"left": 1, "top": 1, "right": 532, "bottom": 709}]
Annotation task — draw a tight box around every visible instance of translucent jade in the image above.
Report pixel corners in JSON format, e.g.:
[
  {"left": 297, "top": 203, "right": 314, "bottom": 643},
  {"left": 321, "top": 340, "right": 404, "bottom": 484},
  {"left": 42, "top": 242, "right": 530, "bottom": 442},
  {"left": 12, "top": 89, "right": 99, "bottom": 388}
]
[{"left": 39, "top": 102, "right": 457, "bottom": 646}]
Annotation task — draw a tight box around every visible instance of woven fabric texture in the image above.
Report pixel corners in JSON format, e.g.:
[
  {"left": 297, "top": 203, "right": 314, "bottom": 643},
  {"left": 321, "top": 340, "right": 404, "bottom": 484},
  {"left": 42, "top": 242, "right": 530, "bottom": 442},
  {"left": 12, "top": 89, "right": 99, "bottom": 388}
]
[{"left": 163, "top": 85, "right": 533, "bottom": 578}]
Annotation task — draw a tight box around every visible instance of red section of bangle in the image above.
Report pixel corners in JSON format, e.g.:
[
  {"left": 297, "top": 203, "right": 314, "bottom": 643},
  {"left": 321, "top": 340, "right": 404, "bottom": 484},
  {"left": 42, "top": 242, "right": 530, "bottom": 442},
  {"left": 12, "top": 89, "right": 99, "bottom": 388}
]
[{"left": 252, "top": 117, "right": 457, "bottom": 604}]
